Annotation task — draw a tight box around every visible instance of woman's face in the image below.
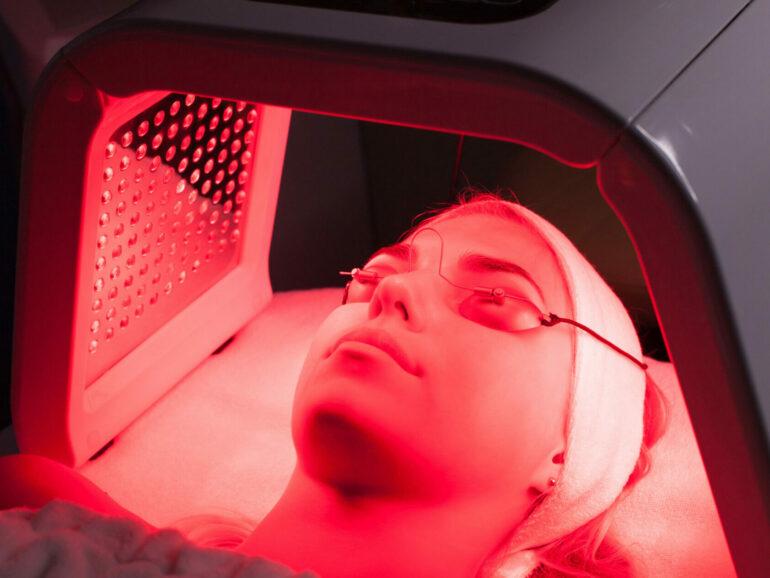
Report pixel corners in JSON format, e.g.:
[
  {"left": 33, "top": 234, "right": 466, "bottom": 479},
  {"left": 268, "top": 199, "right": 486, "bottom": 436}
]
[{"left": 291, "top": 213, "right": 573, "bottom": 503}]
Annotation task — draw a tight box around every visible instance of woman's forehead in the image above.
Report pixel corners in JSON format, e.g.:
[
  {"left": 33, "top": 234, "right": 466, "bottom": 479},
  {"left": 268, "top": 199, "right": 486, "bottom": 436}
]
[
  {"left": 406, "top": 213, "right": 571, "bottom": 313},
  {"left": 407, "top": 213, "right": 555, "bottom": 264}
]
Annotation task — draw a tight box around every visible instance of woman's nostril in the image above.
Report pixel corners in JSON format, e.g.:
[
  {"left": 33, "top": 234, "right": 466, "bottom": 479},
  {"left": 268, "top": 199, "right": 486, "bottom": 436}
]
[{"left": 396, "top": 302, "right": 409, "bottom": 321}]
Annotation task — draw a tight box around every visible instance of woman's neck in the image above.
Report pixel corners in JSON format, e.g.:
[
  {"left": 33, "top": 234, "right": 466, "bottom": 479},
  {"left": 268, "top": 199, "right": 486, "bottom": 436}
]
[{"left": 238, "top": 469, "right": 527, "bottom": 578}]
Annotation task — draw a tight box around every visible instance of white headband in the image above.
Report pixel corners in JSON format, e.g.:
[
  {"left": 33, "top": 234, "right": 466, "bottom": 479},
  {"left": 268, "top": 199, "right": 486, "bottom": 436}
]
[{"left": 482, "top": 205, "right": 646, "bottom": 577}]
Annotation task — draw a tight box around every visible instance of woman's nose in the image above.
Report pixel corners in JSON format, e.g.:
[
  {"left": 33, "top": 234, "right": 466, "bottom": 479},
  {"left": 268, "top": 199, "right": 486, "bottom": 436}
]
[{"left": 367, "top": 271, "right": 426, "bottom": 331}]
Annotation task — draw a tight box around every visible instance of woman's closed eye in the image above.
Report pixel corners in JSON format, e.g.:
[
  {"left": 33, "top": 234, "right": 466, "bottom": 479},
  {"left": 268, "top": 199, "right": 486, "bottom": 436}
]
[
  {"left": 459, "top": 289, "right": 544, "bottom": 333},
  {"left": 341, "top": 267, "right": 394, "bottom": 303},
  {"left": 341, "top": 266, "right": 544, "bottom": 333}
]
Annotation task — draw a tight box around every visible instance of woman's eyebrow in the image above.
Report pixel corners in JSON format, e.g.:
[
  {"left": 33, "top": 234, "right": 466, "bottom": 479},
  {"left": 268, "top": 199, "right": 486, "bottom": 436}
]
[
  {"left": 367, "top": 242, "right": 414, "bottom": 263},
  {"left": 459, "top": 253, "right": 545, "bottom": 303}
]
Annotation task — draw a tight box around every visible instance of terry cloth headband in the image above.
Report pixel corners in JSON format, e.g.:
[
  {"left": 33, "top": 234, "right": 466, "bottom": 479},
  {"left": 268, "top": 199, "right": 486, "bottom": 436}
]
[{"left": 481, "top": 204, "right": 647, "bottom": 578}]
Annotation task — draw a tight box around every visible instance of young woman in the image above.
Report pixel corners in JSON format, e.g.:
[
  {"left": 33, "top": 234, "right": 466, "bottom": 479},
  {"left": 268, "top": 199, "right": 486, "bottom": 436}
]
[{"left": 0, "top": 194, "right": 666, "bottom": 578}]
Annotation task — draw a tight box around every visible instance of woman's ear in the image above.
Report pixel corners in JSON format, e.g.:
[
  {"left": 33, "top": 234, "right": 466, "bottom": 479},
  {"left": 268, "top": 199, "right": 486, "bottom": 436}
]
[{"left": 527, "top": 447, "right": 565, "bottom": 496}]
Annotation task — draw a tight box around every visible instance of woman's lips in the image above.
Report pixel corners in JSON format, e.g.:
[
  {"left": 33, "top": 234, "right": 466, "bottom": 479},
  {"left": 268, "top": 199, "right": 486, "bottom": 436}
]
[{"left": 328, "top": 328, "right": 420, "bottom": 376}]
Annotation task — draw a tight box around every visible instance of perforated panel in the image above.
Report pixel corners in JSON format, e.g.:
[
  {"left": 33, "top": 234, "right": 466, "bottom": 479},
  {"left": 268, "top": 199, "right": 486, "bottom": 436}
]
[{"left": 87, "top": 93, "right": 258, "bottom": 385}]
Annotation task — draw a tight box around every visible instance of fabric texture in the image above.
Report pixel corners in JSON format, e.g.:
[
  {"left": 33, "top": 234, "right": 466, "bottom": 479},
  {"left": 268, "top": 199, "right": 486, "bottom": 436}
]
[{"left": 0, "top": 499, "right": 314, "bottom": 578}]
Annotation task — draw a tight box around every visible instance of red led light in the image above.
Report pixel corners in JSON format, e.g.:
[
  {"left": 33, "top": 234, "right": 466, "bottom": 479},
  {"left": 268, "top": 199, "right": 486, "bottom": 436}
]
[{"left": 81, "top": 92, "right": 265, "bottom": 401}]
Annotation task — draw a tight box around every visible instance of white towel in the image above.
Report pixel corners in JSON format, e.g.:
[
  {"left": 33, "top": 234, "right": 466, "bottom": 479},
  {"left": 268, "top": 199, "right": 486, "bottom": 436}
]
[{"left": 483, "top": 205, "right": 646, "bottom": 576}]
